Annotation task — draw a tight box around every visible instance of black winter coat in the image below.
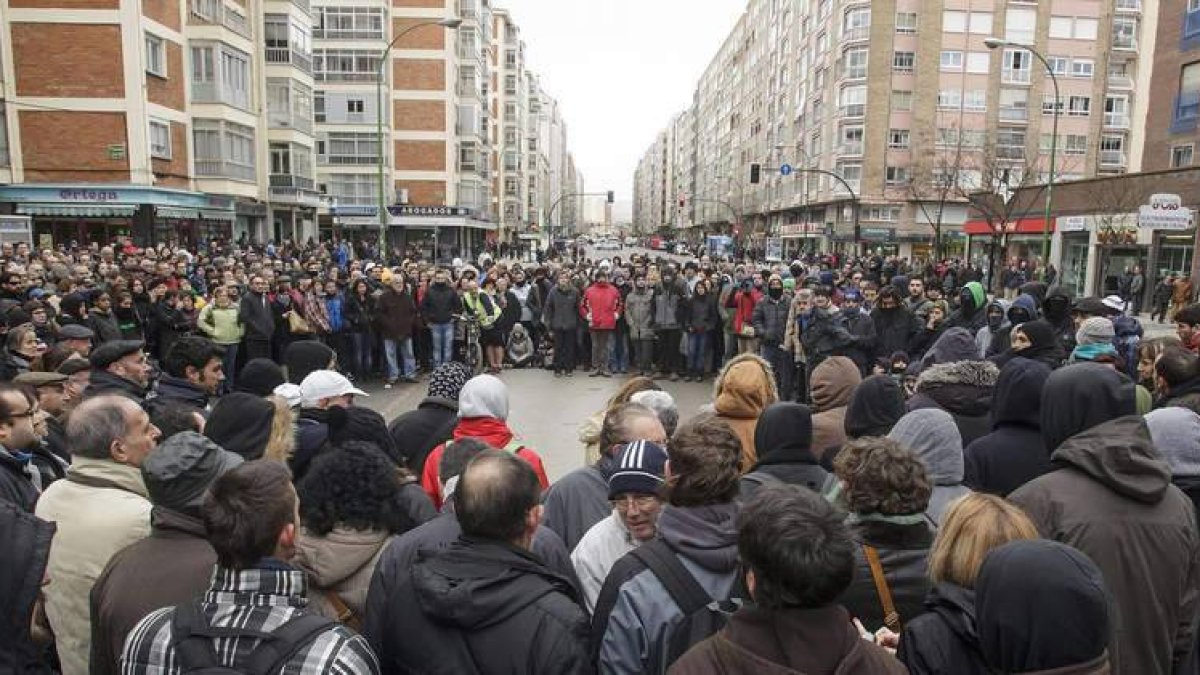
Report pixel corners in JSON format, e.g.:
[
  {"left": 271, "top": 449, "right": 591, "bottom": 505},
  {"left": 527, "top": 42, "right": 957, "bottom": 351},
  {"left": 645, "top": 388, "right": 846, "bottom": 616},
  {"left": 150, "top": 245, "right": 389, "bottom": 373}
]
[
  {"left": 964, "top": 358, "right": 1054, "bottom": 496},
  {"left": 0, "top": 500, "right": 55, "bottom": 673},
  {"left": 908, "top": 360, "right": 999, "bottom": 446},
  {"left": 420, "top": 283, "right": 462, "bottom": 325},
  {"left": 0, "top": 450, "right": 38, "bottom": 512},
  {"left": 870, "top": 306, "right": 919, "bottom": 359},
  {"left": 680, "top": 292, "right": 720, "bottom": 333},
  {"left": 365, "top": 535, "right": 590, "bottom": 674},
  {"left": 898, "top": 583, "right": 990, "bottom": 675},
  {"left": 343, "top": 292, "right": 375, "bottom": 334},
  {"left": 840, "top": 519, "right": 935, "bottom": 632},
  {"left": 388, "top": 397, "right": 459, "bottom": 476}
]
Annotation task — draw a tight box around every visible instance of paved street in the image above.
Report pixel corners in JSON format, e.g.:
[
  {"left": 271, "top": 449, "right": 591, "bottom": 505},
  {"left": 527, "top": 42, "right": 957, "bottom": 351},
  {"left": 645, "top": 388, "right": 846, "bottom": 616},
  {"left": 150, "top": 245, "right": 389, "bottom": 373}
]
[{"left": 359, "top": 368, "right": 714, "bottom": 482}]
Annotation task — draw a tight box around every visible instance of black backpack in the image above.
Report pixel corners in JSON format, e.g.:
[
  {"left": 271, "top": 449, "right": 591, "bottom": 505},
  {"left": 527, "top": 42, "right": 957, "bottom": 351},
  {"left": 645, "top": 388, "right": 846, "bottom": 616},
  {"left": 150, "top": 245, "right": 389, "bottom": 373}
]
[
  {"left": 629, "top": 539, "right": 745, "bottom": 667},
  {"left": 169, "top": 602, "right": 336, "bottom": 674}
]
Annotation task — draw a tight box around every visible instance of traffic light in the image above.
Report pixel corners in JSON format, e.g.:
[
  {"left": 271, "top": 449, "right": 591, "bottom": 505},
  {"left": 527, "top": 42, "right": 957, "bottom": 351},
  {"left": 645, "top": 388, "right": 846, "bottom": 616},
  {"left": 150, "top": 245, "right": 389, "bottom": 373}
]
[
  {"left": 607, "top": 191, "right": 615, "bottom": 204},
  {"left": 749, "top": 163, "right": 761, "bottom": 184}
]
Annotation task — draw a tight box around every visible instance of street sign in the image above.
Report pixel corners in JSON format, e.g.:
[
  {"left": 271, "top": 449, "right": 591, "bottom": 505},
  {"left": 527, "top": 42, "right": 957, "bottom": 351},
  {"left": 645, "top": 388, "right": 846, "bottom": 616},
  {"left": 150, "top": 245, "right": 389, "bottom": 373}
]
[
  {"left": 780, "top": 164, "right": 793, "bottom": 176},
  {"left": 1138, "top": 193, "right": 1195, "bottom": 231}
]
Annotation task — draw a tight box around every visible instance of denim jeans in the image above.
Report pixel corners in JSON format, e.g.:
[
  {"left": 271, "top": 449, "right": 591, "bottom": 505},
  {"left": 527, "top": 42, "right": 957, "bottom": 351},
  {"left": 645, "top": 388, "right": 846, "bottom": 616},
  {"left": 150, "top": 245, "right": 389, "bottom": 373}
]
[
  {"left": 430, "top": 322, "right": 454, "bottom": 367},
  {"left": 609, "top": 330, "right": 628, "bottom": 373},
  {"left": 384, "top": 337, "right": 416, "bottom": 380},
  {"left": 349, "top": 332, "right": 373, "bottom": 377},
  {"left": 219, "top": 342, "right": 238, "bottom": 394},
  {"left": 686, "top": 331, "right": 709, "bottom": 374}
]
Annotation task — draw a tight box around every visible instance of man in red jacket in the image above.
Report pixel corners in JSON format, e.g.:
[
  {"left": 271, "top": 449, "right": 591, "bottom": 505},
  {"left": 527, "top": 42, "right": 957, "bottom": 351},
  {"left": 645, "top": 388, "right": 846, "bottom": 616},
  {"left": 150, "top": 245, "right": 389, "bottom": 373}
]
[{"left": 582, "top": 269, "right": 623, "bottom": 377}]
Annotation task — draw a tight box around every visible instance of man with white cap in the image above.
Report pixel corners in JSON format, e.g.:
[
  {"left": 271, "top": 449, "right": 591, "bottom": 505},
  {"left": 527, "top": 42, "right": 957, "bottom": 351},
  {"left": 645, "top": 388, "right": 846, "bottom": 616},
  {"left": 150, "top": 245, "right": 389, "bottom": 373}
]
[{"left": 292, "top": 370, "right": 368, "bottom": 479}]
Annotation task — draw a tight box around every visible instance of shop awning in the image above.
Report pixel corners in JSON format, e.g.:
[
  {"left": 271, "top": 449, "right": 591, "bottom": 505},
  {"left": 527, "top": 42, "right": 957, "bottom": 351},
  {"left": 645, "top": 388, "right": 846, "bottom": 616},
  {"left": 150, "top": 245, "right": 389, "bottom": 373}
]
[
  {"left": 963, "top": 217, "right": 1054, "bottom": 236},
  {"left": 156, "top": 206, "right": 200, "bottom": 220},
  {"left": 199, "top": 209, "right": 235, "bottom": 223},
  {"left": 17, "top": 203, "right": 138, "bottom": 218}
]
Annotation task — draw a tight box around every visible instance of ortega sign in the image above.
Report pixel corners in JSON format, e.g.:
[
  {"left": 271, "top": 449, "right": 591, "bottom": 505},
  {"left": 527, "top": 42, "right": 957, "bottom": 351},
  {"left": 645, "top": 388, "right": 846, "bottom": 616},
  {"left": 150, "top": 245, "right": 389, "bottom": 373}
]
[{"left": 1138, "top": 193, "right": 1195, "bottom": 230}]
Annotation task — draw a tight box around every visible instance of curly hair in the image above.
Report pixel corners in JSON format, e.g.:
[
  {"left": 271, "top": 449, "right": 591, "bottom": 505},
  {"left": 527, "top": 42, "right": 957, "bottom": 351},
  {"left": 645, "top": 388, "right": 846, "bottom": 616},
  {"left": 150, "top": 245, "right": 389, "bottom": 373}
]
[
  {"left": 834, "top": 436, "right": 931, "bottom": 516},
  {"left": 664, "top": 412, "right": 742, "bottom": 507},
  {"left": 296, "top": 440, "right": 419, "bottom": 537}
]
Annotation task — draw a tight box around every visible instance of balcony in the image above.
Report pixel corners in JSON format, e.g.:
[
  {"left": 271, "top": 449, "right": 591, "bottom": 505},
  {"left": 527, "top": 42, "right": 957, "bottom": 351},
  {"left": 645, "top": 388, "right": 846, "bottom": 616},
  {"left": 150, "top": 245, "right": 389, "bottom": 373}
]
[
  {"left": 1100, "top": 150, "right": 1127, "bottom": 166},
  {"left": 1115, "top": 0, "right": 1140, "bottom": 11},
  {"left": 318, "top": 153, "right": 377, "bottom": 166},
  {"left": 1002, "top": 68, "right": 1032, "bottom": 84},
  {"left": 996, "top": 145, "right": 1026, "bottom": 159},
  {"left": 266, "top": 47, "right": 313, "bottom": 74},
  {"left": 1108, "top": 73, "right": 1133, "bottom": 89},
  {"left": 843, "top": 26, "right": 869, "bottom": 42},
  {"left": 313, "top": 26, "right": 383, "bottom": 40},
  {"left": 195, "top": 159, "right": 255, "bottom": 181},
  {"left": 269, "top": 174, "right": 320, "bottom": 204},
  {"left": 839, "top": 142, "right": 864, "bottom": 156},
  {"left": 223, "top": 7, "right": 250, "bottom": 37},
  {"left": 839, "top": 103, "right": 865, "bottom": 118},
  {"left": 191, "top": 82, "right": 250, "bottom": 110},
  {"left": 999, "top": 106, "right": 1029, "bottom": 122},
  {"left": 1104, "top": 112, "right": 1130, "bottom": 128}
]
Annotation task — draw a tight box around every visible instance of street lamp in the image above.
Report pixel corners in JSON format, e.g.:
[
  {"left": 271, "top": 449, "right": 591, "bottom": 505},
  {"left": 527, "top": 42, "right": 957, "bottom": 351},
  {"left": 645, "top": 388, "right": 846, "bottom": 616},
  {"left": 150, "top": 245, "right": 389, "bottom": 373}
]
[
  {"left": 376, "top": 17, "right": 462, "bottom": 260},
  {"left": 984, "top": 36, "right": 1059, "bottom": 281}
]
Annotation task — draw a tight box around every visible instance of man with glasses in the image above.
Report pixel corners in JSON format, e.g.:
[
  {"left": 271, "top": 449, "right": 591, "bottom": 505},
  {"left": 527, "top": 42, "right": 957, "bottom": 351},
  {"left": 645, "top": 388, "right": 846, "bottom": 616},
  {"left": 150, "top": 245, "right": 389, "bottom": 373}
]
[
  {"left": 572, "top": 439, "right": 668, "bottom": 612},
  {"left": 0, "top": 383, "right": 44, "bottom": 511}
]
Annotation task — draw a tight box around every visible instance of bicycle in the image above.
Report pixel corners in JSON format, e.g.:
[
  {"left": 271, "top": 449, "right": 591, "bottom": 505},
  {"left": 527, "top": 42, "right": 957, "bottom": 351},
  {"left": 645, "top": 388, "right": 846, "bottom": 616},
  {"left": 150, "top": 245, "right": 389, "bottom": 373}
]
[{"left": 452, "top": 313, "right": 486, "bottom": 376}]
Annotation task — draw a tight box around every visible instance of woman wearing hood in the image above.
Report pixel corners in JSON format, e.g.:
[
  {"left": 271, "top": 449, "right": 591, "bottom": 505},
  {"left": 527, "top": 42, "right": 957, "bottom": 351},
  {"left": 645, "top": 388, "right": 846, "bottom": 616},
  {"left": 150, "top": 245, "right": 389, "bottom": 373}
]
[
  {"left": 295, "top": 441, "right": 432, "bottom": 627},
  {"left": 989, "top": 319, "right": 1065, "bottom": 371},
  {"left": 809, "top": 355, "right": 862, "bottom": 459},
  {"left": 975, "top": 540, "right": 1112, "bottom": 675},
  {"left": 740, "top": 402, "right": 833, "bottom": 500},
  {"left": 896, "top": 494, "right": 1039, "bottom": 675},
  {"left": 888, "top": 408, "right": 972, "bottom": 525},
  {"left": 963, "top": 358, "right": 1053, "bottom": 496},
  {"left": 712, "top": 353, "right": 778, "bottom": 472},
  {"left": 419, "top": 374, "right": 549, "bottom": 507},
  {"left": 908, "top": 329, "right": 999, "bottom": 446}
]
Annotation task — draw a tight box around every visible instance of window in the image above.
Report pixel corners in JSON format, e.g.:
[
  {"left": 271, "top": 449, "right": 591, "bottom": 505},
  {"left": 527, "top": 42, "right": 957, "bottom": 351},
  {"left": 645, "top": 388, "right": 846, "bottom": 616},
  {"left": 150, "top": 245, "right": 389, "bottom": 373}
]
[
  {"left": 190, "top": 43, "right": 250, "bottom": 110},
  {"left": 1070, "top": 59, "right": 1094, "bottom": 78},
  {"left": 326, "top": 174, "right": 375, "bottom": 205},
  {"left": 938, "top": 89, "right": 962, "bottom": 109},
  {"left": 996, "top": 127, "right": 1027, "bottom": 159},
  {"left": 895, "top": 12, "right": 917, "bottom": 33},
  {"left": 935, "top": 126, "right": 959, "bottom": 147},
  {"left": 1043, "top": 95, "right": 1064, "bottom": 115},
  {"left": 313, "top": 49, "right": 381, "bottom": 82},
  {"left": 969, "top": 12, "right": 993, "bottom": 34},
  {"left": 893, "top": 51, "right": 915, "bottom": 72},
  {"left": 1005, "top": 8, "right": 1036, "bottom": 43},
  {"left": 844, "top": 48, "right": 868, "bottom": 79},
  {"left": 941, "top": 50, "right": 964, "bottom": 71},
  {"left": 943, "top": 11, "right": 966, "bottom": 32},
  {"left": 885, "top": 166, "right": 909, "bottom": 184},
  {"left": 1047, "top": 56, "right": 1069, "bottom": 76},
  {"left": 505, "top": 74, "right": 517, "bottom": 94},
  {"left": 191, "top": 45, "right": 214, "bottom": 82},
  {"left": 964, "top": 90, "right": 986, "bottom": 111},
  {"left": 836, "top": 163, "right": 862, "bottom": 189},
  {"left": 1187, "top": 0, "right": 1200, "bottom": 38},
  {"left": 888, "top": 129, "right": 910, "bottom": 149},
  {"left": 314, "top": 91, "right": 325, "bottom": 122},
  {"left": 840, "top": 85, "right": 866, "bottom": 117},
  {"left": 149, "top": 120, "right": 171, "bottom": 159},
  {"left": 1101, "top": 134, "right": 1126, "bottom": 164},
  {"left": 146, "top": 34, "right": 166, "bottom": 77},
  {"left": 1064, "top": 134, "right": 1088, "bottom": 155},
  {"left": 1049, "top": 16, "right": 1073, "bottom": 38},
  {"left": 1068, "top": 95, "right": 1091, "bottom": 116},
  {"left": 966, "top": 52, "right": 990, "bottom": 74},
  {"left": 314, "top": 7, "right": 384, "bottom": 40},
  {"left": 1105, "top": 95, "right": 1130, "bottom": 127},
  {"left": 999, "top": 88, "right": 1029, "bottom": 120},
  {"left": 193, "top": 120, "right": 256, "bottom": 180},
  {"left": 1177, "top": 62, "right": 1200, "bottom": 124},
  {"left": 863, "top": 206, "right": 900, "bottom": 221},
  {"left": 347, "top": 98, "right": 364, "bottom": 114},
  {"left": 1113, "top": 18, "right": 1138, "bottom": 49},
  {"left": 841, "top": 125, "right": 864, "bottom": 154},
  {"left": 1172, "top": 145, "right": 1194, "bottom": 168},
  {"left": 1003, "top": 49, "right": 1032, "bottom": 84},
  {"left": 1075, "top": 18, "right": 1099, "bottom": 40},
  {"left": 892, "top": 90, "right": 913, "bottom": 111},
  {"left": 318, "top": 132, "right": 379, "bottom": 165},
  {"left": 844, "top": 8, "right": 870, "bottom": 40}
]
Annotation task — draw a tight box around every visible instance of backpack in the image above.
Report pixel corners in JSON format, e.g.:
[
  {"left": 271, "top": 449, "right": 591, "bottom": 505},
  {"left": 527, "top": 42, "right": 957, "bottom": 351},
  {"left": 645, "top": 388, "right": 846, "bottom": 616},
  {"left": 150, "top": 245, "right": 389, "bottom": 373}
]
[
  {"left": 169, "top": 601, "right": 337, "bottom": 675},
  {"left": 630, "top": 539, "right": 745, "bottom": 667}
]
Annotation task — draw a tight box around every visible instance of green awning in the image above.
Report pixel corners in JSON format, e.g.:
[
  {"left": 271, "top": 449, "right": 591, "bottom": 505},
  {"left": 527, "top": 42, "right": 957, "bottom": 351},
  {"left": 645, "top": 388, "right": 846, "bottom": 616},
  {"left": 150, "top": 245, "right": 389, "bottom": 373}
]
[
  {"left": 17, "top": 203, "right": 138, "bottom": 217},
  {"left": 199, "top": 209, "right": 235, "bottom": 223},
  {"left": 156, "top": 206, "right": 200, "bottom": 220}
]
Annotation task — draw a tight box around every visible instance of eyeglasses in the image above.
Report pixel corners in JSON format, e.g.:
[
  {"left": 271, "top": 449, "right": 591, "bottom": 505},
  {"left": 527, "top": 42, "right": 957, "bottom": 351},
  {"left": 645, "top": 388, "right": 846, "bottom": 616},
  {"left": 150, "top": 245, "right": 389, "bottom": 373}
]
[
  {"left": 9, "top": 405, "right": 39, "bottom": 419},
  {"left": 610, "top": 494, "right": 659, "bottom": 512}
]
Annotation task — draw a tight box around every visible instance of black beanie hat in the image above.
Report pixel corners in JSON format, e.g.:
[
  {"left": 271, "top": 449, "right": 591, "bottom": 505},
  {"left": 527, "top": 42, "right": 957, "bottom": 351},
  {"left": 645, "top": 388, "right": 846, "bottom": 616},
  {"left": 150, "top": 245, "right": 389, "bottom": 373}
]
[
  {"left": 285, "top": 340, "right": 336, "bottom": 385},
  {"left": 204, "top": 393, "right": 275, "bottom": 460},
  {"left": 236, "top": 358, "right": 286, "bottom": 397}
]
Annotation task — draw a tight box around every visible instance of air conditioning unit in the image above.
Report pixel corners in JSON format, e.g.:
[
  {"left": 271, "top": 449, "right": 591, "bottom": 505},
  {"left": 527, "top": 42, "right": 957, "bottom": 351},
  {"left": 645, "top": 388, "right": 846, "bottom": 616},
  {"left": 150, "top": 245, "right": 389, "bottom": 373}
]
[{"left": 396, "top": 188, "right": 410, "bottom": 205}]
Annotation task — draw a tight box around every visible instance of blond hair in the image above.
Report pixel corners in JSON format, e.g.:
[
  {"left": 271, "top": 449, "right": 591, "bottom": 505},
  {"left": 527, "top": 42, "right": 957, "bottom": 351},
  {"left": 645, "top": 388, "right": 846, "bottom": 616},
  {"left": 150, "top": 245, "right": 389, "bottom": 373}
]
[{"left": 928, "top": 493, "right": 1038, "bottom": 587}]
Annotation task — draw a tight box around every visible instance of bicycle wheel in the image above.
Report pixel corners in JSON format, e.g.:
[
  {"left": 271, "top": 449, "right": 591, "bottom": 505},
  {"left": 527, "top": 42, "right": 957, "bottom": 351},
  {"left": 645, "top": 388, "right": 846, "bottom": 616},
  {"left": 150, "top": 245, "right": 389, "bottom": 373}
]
[{"left": 468, "top": 341, "right": 484, "bottom": 376}]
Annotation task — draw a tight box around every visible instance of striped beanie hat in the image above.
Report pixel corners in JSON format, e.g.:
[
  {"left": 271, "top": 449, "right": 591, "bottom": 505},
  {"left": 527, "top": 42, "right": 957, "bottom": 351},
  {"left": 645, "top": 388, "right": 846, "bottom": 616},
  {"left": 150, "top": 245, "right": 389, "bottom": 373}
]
[{"left": 608, "top": 440, "right": 669, "bottom": 498}]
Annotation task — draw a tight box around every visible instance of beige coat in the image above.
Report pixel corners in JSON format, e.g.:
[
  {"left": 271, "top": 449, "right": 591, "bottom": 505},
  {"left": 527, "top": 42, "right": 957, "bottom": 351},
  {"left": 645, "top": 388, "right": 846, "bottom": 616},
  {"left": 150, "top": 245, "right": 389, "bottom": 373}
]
[
  {"left": 294, "top": 526, "right": 392, "bottom": 624},
  {"left": 35, "top": 457, "right": 151, "bottom": 675}
]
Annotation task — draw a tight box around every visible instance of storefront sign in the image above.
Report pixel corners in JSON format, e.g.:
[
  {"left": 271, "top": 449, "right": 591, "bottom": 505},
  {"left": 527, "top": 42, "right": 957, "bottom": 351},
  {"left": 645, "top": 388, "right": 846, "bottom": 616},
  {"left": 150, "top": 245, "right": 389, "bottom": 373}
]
[
  {"left": 388, "top": 205, "right": 471, "bottom": 217},
  {"left": 779, "top": 222, "right": 824, "bottom": 237},
  {"left": 1059, "top": 216, "right": 1088, "bottom": 232},
  {"left": 1139, "top": 194, "right": 1195, "bottom": 231},
  {"left": 59, "top": 189, "right": 121, "bottom": 202}
]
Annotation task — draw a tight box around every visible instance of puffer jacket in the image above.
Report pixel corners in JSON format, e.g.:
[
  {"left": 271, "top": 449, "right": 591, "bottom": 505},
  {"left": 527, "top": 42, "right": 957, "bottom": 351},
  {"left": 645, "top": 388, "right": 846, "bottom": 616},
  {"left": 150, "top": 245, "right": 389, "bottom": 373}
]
[
  {"left": 752, "top": 294, "right": 791, "bottom": 346},
  {"left": 1010, "top": 414, "right": 1200, "bottom": 675},
  {"left": 294, "top": 526, "right": 392, "bottom": 623},
  {"left": 625, "top": 289, "right": 655, "bottom": 340},
  {"left": 681, "top": 291, "right": 720, "bottom": 333},
  {"left": 810, "top": 356, "right": 862, "bottom": 458},
  {"left": 908, "top": 360, "right": 999, "bottom": 446},
  {"left": 898, "top": 583, "right": 989, "bottom": 675},
  {"left": 652, "top": 281, "right": 685, "bottom": 330},
  {"left": 712, "top": 353, "right": 779, "bottom": 472}
]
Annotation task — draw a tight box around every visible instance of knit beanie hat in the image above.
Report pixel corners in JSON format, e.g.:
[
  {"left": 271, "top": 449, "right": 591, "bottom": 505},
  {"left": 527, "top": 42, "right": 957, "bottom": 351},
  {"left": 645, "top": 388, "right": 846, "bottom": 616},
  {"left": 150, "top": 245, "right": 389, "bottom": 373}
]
[
  {"left": 428, "top": 361, "right": 472, "bottom": 401},
  {"left": 1145, "top": 407, "right": 1200, "bottom": 476},
  {"left": 236, "top": 358, "right": 286, "bottom": 397},
  {"left": 1075, "top": 317, "right": 1115, "bottom": 346},
  {"left": 204, "top": 393, "right": 274, "bottom": 460},
  {"left": 608, "top": 440, "right": 669, "bottom": 499}
]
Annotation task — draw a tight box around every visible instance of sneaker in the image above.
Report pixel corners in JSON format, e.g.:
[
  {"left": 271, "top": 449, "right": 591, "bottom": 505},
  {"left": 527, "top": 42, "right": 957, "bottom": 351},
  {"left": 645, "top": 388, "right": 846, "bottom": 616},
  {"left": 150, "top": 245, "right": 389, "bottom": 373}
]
[{"left": 383, "top": 381, "right": 394, "bottom": 389}]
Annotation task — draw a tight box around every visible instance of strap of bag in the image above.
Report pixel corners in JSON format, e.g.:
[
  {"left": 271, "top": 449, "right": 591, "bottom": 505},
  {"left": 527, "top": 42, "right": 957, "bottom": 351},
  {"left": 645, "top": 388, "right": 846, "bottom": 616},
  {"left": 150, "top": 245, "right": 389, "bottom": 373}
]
[
  {"left": 322, "top": 589, "right": 362, "bottom": 632},
  {"left": 863, "top": 545, "right": 902, "bottom": 632},
  {"left": 631, "top": 539, "right": 712, "bottom": 615},
  {"left": 241, "top": 613, "right": 338, "bottom": 675},
  {"left": 170, "top": 602, "right": 222, "bottom": 670}
]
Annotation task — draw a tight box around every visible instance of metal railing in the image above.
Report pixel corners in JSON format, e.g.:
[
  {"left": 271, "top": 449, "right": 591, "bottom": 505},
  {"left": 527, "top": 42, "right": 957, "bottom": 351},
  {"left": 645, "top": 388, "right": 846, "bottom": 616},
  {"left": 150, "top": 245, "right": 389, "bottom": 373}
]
[
  {"left": 839, "top": 142, "right": 864, "bottom": 156},
  {"left": 195, "top": 159, "right": 255, "bottom": 181},
  {"left": 270, "top": 173, "right": 315, "bottom": 189},
  {"left": 842, "top": 26, "right": 869, "bottom": 41},
  {"left": 265, "top": 47, "right": 312, "bottom": 73},
  {"left": 1108, "top": 73, "right": 1133, "bottom": 89},
  {"left": 1100, "top": 150, "right": 1127, "bottom": 165},
  {"left": 999, "top": 106, "right": 1029, "bottom": 121},
  {"left": 1002, "top": 68, "right": 1032, "bottom": 84},
  {"left": 313, "top": 27, "right": 384, "bottom": 40},
  {"left": 1104, "top": 113, "right": 1130, "bottom": 128}
]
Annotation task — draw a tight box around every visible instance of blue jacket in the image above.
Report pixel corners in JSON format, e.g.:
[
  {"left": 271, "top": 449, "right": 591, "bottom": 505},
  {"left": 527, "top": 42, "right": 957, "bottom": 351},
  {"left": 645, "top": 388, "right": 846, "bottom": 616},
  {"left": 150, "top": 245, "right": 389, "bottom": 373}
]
[{"left": 325, "top": 293, "right": 345, "bottom": 332}]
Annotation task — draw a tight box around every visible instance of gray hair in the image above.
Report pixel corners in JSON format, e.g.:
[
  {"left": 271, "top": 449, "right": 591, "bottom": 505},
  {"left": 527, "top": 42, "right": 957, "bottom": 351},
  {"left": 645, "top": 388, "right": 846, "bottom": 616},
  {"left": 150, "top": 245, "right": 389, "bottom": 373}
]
[
  {"left": 66, "top": 395, "right": 136, "bottom": 460},
  {"left": 630, "top": 390, "right": 680, "bottom": 437}
]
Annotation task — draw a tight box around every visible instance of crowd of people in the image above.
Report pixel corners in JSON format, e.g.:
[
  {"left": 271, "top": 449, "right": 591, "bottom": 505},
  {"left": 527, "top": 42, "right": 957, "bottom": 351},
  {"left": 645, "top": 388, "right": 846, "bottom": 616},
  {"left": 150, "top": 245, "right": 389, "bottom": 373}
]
[{"left": 2, "top": 236, "right": 1200, "bottom": 674}]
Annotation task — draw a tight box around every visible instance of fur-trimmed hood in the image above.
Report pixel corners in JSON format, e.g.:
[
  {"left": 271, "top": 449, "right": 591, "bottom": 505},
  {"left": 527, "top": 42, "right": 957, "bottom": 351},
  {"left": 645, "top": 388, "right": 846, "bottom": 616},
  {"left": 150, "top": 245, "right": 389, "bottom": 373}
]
[
  {"left": 712, "top": 352, "right": 779, "bottom": 420},
  {"left": 914, "top": 360, "right": 999, "bottom": 418}
]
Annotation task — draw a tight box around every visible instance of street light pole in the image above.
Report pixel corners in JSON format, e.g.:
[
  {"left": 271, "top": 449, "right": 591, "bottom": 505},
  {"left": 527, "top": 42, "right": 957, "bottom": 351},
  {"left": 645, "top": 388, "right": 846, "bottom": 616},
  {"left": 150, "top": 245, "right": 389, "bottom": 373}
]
[
  {"left": 376, "top": 17, "right": 462, "bottom": 261},
  {"left": 985, "top": 37, "right": 1058, "bottom": 281}
]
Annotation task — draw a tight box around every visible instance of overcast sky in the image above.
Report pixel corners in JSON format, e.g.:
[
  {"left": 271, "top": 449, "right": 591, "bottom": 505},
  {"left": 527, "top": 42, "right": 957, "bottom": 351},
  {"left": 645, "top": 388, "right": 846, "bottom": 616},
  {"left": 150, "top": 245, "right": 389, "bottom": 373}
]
[{"left": 496, "top": 0, "right": 746, "bottom": 221}]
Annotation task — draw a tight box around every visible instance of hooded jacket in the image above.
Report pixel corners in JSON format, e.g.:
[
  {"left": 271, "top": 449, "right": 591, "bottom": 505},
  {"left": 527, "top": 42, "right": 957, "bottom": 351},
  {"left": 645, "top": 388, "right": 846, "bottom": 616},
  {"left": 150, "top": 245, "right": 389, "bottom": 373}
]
[
  {"left": 712, "top": 353, "right": 779, "bottom": 472},
  {"left": 810, "top": 356, "right": 862, "bottom": 459},
  {"left": 870, "top": 301, "right": 920, "bottom": 360},
  {"left": 897, "top": 583, "right": 989, "bottom": 675},
  {"left": 946, "top": 282, "right": 987, "bottom": 333},
  {"left": 843, "top": 374, "right": 906, "bottom": 440},
  {"left": 671, "top": 605, "right": 907, "bottom": 675},
  {"left": 1146, "top": 406, "right": 1200, "bottom": 514},
  {"left": 888, "top": 409, "right": 971, "bottom": 526},
  {"left": 294, "top": 526, "right": 392, "bottom": 623},
  {"left": 917, "top": 327, "right": 981, "bottom": 373},
  {"left": 908, "top": 359, "right": 999, "bottom": 446},
  {"left": 369, "top": 536, "right": 589, "bottom": 674},
  {"left": 1041, "top": 286, "right": 1078, "bottom": 354},
  {"left": 593, "top": 502, "right": 741, "bottom": 675},
  {"left": 741, "top": 403, "right": 832, "bottom": 500},
  {"left": 1010, "top": 402, "right": 1200, "bottom": 675},
  {"left": 976, "top": 298, "right": 1011, "bottom": 358},
  {"left": 976, "top": 540, "right": 1112, "bottom": 675},
  {"left": 0, "top": 500, "right": 55, "bottom": 674},
  {"left": 963, "top": 358, "right": 1053, "bottom": 496}
]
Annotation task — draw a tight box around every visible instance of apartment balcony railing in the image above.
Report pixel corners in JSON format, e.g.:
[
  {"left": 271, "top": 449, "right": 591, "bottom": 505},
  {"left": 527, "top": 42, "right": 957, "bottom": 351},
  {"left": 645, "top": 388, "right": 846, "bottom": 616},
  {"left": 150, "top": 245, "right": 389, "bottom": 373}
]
[
  {"left": 1115, "top": 0, "right": 1141, "bottom": 10},
  {"left": 1108, "top": 73, "right": 1133, "bottom": 89},
  {"left": 1104, "top": 113, "right": 1131, "bottom": 128},
  {"left": 268, "top": 109, "right": 313, "bottom": 134},
  {"left": 839, "top": 142, "right": 864, "bottom": 156},
  {"left": 832, "top": 179, "right": 861, "bottom": 195},
  {"left": 313, "top": 27, "right": 383, "bottom": 40},
  {"left": 996, "top": 145, "right": 1026, "bottom": 159},
  {"left": 318, "top": 153, "right": 378, "bottom": 166},
  {"left": 195, "top": 159, "right": 255, "bottom": 181},
  {"left": 223, "top": 7, "right": 250, "bottom": 36},
  {"left": 191, "top": 82, "right": 250, "bottom": 110},
  {"left": 839, "top": 104, "right": 865, "bottom": 118},
  {"left": 266, "top": 47, "right": 313, "bottom": 74},
  {"left": 269, "top": 174, "right": 320, "bottom": 204},
  {"left": 1100, "top": 150, "right": 1127, "bottom": 165},
  {"left": 1002, "top": 68, "right": 1032, "bottom": 84},
  {"left": 1112, "top": 36, "right": 1137, "bottom": 50},
  {"left": 315, "top": 70, "right": 375, "bottom": 83},
  {"left": 270, "top": 174, "right": 315, "bottom": 190},
  {"left": 843, "top": 26, "right": 869, "bottom": 42},
  {"left": 999, "top": 106, "right": 1029, "bottom": 121},
  {"left": 328, "top": 194, "right": 376, "bottom": 206}
]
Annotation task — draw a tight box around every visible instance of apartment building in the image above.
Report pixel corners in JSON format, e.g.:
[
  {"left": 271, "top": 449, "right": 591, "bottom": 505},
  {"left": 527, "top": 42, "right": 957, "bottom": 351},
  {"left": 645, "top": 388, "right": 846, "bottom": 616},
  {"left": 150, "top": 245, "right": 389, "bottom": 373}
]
[
  {"left": 1144, "top": 0, "right": 1200, "bottom": 170},
  {"left": 636, "top": 0, "right": 1156, "bottom": 263}
]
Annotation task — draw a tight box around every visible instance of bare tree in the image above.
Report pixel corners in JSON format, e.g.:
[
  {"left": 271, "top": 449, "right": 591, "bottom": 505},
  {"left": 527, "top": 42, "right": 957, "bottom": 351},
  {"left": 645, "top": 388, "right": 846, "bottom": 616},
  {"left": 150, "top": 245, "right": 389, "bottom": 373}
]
[
  {"left": 1085, "top": 177, "right": 1143, "bottom": 295},
  {"left": 906, "top": 125, "right": 972, "bottom": 264}
]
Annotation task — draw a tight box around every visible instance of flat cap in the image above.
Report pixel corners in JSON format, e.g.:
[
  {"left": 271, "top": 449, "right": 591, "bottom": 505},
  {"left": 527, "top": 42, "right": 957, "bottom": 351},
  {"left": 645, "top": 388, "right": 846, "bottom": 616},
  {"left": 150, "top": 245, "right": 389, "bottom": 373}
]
[
  {"left": 57, "top": 324, "right": 94, "bottom": 340},
  {"left": 56, "top": 358, "right": 91, "bottom": 376},
  {"left": 13, "top": 371, "right": 67, "bottom": 387},
  {"left": 89, "top": 340, "right": 144, "bottom": 369}
]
